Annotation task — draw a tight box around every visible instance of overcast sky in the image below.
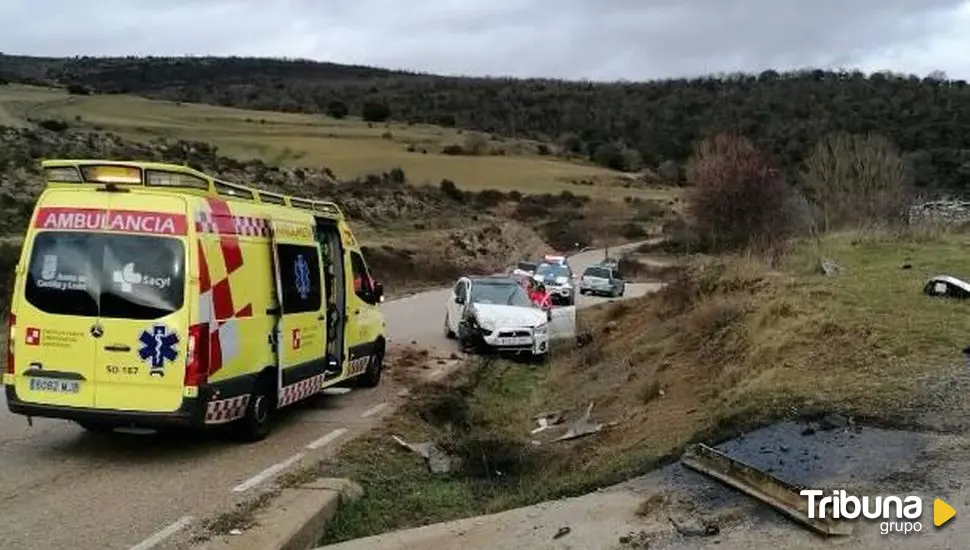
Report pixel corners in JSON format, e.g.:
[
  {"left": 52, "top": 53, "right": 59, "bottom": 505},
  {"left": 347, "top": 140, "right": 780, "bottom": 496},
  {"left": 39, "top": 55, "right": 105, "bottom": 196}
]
[{"left": 1, "top": 0, "right": 968, "bottom": 81}]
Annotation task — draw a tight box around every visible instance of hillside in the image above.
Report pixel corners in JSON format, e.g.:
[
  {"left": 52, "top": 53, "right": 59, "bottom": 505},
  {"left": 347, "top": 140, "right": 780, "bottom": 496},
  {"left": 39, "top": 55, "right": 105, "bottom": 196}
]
[
  {"left": 0, "top": 123, "right": 670, "bottom": 294},
  {"left": 3, "top": 55, "right": 970, "bottom": 192},
  {"left": 0, "top": 84, "right": 667, "bottom": 199}
]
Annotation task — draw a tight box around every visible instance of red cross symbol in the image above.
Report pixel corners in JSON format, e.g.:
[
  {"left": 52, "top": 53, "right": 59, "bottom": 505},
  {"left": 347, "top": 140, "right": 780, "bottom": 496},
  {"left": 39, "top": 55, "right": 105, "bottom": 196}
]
[
  {"left": 24, "top": 327, "right": 41, "bottom": 346},
  {"left": 291, "top": 328, "right": 301, "bottom": 350}
]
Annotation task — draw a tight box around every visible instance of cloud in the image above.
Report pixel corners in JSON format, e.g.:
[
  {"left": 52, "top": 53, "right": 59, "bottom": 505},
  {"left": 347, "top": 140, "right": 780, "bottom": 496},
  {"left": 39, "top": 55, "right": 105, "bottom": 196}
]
[{"left": 1, "top": 0, "right": 967, "bottom": 80}]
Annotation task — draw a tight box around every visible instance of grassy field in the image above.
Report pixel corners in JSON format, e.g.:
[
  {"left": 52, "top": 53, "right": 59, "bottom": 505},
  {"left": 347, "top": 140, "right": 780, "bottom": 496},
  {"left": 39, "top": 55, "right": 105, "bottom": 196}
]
[
  {"left": 0, "top": 84, "right": 674, "bottom": 200},
  {"left": 316, "top": 228, "right": 970, "bottom": 543}
]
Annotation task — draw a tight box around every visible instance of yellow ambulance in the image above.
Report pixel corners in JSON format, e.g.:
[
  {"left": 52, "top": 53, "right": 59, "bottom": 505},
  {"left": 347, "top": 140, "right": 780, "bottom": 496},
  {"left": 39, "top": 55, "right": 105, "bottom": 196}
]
[{"left": 3, "top": 160, "right": 387, "bottom": 441}]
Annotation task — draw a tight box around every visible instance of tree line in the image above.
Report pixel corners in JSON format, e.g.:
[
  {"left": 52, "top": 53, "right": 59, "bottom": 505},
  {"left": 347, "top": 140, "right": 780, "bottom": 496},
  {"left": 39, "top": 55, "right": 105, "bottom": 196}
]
[{"left": 3, "top": 55, "right": 970, "bottom": 192}]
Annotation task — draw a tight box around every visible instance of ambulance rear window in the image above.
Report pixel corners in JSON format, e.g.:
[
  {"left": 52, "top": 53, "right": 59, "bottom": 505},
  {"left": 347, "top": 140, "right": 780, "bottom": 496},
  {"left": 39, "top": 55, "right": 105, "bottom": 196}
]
[{"left": 24, "top": 232, "right": 185, "bottom": 319}]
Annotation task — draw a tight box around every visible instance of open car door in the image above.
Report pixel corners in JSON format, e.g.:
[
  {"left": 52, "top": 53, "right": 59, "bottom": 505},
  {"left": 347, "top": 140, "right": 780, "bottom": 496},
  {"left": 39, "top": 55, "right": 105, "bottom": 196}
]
[{"left": 270, "top": 220, "right": 328, "bottom": 407}]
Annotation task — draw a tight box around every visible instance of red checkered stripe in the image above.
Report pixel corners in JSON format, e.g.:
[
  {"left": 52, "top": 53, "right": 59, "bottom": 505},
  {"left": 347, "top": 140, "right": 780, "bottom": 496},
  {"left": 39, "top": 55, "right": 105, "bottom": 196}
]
[
  {"left": 233, "top": 215, "right": 272, "bottom": 237},
  {"left": 194, "top": 211, "right": 271, "bottom": 237},
  {"left": 278, "top": 374, "right": 326, "bottom": 408},
  {"left": 205, "top": 394, "right": 251, "bottom": 424}
]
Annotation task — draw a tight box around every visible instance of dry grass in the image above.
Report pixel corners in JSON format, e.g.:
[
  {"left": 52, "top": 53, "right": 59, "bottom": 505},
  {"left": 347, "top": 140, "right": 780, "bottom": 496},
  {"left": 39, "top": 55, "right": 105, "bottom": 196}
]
[
  {"left": 318, "top": 228, "right": 970, "bottom": 542},
  {"left": 0, "top": 84, "right": 676, "bottom": 200}
]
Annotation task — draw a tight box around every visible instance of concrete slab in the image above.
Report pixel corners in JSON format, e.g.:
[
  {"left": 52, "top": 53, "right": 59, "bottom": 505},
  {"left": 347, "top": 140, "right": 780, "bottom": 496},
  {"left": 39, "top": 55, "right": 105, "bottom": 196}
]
[{"left": 198, "top": 479, "right": 362, "bottom": 550}]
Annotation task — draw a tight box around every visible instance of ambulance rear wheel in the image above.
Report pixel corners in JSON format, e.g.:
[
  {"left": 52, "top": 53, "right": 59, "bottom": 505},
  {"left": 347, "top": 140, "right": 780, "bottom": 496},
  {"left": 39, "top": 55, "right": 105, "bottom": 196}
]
[
  {"left": 234, "top": 380, "right": 274, "bottom": 442},
  {"left": 355, "top": 343, "right": 385, "bottom": 388}
]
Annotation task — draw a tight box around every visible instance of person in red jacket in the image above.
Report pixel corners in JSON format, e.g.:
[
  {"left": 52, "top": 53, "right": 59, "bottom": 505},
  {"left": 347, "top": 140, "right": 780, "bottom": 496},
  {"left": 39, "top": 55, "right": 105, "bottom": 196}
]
[{"left": 527, "top": 279, "right": 552, "bottom": 310}]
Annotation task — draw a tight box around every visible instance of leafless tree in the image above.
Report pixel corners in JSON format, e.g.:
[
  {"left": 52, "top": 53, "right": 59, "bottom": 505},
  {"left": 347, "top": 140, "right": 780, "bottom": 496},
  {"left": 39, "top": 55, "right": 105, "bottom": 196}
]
[{"left": 801, "top": 133, "right": 913, "bottom": 232}]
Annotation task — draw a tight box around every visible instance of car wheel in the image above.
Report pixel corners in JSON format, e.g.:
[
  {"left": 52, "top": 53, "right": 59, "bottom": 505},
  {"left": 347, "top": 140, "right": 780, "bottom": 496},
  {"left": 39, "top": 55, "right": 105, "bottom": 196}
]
[
  {"left": 458, "top": 319, "right": 486, "bottom": 353},
  {"left": 355, "top": 343, "right": 385, "bottom": 388},
  {"left": 232, "top": 377, "right": 275, "bottom": 443},
  {"left": 444, "top": 314, "right": 456, "bottom": 339}
]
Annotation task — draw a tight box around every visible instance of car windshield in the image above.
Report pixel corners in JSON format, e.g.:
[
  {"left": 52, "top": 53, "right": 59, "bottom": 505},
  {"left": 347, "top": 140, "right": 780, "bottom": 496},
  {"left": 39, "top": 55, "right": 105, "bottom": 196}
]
[
  {"left": 516, "top": 262, "right": 537, "bottom": 272},
  {"left": 24, "top": 231, "right": 185, "bottom": 319},
  {"left": 470, "top": 280, "right": 534, "bottom": 307},
  {"left": 535, "top": 263, "right": 569, "bottom": 278},
  {"left": 584, "top": 267, "right": 612, "bottom": 278}
]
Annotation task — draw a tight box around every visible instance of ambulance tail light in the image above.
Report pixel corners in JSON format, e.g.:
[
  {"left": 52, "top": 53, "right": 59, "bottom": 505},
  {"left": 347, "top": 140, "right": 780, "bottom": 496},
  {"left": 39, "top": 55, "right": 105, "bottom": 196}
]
[
  {"left": 185, "top": 323, "right": 210, "bottom": 387},
  {"left": 6, "top": 312, "right": 14, "bottom": 375}
]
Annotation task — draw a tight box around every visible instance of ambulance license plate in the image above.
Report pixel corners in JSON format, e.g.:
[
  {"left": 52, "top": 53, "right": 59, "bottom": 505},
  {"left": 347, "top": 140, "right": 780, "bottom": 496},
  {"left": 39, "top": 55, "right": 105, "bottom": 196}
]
[{"left": 29, "top": 377, "right": 80, "bottom": 394}]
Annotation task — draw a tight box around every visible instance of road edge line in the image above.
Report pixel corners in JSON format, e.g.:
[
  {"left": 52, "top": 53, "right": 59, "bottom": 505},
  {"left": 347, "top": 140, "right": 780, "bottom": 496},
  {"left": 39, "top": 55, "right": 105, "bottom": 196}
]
[
  {"left": 231, "top": 453, "right": 305, "bottom": 493},
  {"left": 128, "top": 515, "right": 194, "bottom": 550}
]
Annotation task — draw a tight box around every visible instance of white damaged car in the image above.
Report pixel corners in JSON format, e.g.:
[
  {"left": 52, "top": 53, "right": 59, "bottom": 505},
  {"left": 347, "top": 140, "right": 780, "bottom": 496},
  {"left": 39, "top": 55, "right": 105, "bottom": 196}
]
[{"left": 444, "top": 276, "right": 550, "bottom": 359}]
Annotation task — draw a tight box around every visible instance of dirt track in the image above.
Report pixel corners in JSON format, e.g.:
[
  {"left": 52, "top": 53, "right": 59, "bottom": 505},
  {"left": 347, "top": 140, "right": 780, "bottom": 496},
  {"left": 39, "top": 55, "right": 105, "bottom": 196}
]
[{"left": 0, "top": 242, "right": 653, "bottom": 550}]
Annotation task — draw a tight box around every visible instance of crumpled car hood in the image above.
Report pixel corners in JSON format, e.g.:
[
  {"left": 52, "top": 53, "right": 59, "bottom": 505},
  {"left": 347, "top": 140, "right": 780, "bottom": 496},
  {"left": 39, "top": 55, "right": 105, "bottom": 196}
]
[{"left": 472, "top": 303, "right": 547, "bottom": 328}]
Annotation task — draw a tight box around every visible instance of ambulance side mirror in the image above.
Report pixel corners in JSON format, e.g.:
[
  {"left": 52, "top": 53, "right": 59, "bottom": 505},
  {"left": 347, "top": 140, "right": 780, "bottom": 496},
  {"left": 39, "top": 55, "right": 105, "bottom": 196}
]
[{"left": 373, "top": 281, "right": 384, "bottom": 303}]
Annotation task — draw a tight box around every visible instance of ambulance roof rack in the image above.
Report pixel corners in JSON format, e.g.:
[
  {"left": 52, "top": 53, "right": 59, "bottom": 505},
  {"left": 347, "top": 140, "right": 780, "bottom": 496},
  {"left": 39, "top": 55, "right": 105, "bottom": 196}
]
[{"left": 40, "top": 159, "right": 344, "bottom": 220}]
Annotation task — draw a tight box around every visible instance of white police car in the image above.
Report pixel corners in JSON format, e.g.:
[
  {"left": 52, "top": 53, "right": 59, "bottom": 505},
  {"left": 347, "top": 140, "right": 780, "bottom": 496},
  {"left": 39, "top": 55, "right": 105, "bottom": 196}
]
[{"left": 533, "top": 259, "right": 575, "bottom": 306}]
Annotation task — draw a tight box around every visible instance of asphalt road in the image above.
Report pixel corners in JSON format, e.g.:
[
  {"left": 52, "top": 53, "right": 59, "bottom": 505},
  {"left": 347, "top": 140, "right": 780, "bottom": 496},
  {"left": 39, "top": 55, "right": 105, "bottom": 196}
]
[{"left": 0, "top": 241, "right": 658, "bottom": 550}]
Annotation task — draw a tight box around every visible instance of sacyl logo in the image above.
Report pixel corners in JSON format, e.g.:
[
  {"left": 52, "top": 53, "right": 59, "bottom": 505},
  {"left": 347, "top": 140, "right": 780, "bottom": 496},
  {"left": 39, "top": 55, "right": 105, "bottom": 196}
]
[{"left": 801, "top": 490, "right": 922, "bottom": 535}]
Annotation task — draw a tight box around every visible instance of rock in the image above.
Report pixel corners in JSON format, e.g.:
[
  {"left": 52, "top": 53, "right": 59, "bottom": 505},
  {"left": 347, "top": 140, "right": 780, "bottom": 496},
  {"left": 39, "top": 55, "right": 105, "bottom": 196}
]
[
  {"left": 819, "top": 258, "right": 841, "bottom": 276},
  {"left": 553, "top": 526, "right": 571, "bottom": 539},
  {"left": 801, "top": 426, "right": 816, "bottom": 436}
]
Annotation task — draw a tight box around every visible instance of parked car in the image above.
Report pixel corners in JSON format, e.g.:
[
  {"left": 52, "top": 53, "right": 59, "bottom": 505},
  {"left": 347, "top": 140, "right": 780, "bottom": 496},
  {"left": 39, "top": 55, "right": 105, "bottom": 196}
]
[
  {"left": 579, "top": 263, "right": 626, "bottom": 297},
  {"left": 533, "top": 261, "right": 576, "bottom": 305},
  {"left": 443, "top": 276, "right": 550, "bottom": 359}
]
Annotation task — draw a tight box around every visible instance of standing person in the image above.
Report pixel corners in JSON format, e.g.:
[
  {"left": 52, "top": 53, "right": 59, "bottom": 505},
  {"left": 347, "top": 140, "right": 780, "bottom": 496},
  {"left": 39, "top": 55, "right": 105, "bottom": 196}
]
[{"left": 527, "top": 279, "right": 552, "bottom": 310}]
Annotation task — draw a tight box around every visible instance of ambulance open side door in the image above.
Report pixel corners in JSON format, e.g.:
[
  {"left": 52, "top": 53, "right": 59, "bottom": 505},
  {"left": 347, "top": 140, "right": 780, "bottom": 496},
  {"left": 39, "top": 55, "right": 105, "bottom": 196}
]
[{"left": 269, "top": 220, "right": 328, "bottom": 406}]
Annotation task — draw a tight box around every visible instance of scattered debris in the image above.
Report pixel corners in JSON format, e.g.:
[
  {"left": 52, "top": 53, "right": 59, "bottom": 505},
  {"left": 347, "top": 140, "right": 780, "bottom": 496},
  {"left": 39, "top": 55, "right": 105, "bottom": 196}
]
[
  {"left": 819, "top": 258, "right": 842, "bottom": 276},
  {"left": 923, "top": 275, "right": 970, "bottom": 298},
  {"left": 575, "top": 331, "right": 594, "bottom": 348},
  {"left": 618, "top": 530, "right": 651, "bottom": 548},
  {"left": 530, "top": 411, "right": 563, "bottom": 434},
  {"left": 391, "top": 435, "right": 455, "bottom": 473},
  {"left": 552, "top": 402, "right": 620, "bottom": 442},
  {"left": 229, "top": 529, "right": 242, "bottom": 536},
  {"left": 669, "top": 516, "right": 719, "bottom": 537},
  {"left": 553, "top": 526, "right": 571, "bottom": 540},
  {"left": 819, "top": 414, "right": 850, "bottom": 431}
]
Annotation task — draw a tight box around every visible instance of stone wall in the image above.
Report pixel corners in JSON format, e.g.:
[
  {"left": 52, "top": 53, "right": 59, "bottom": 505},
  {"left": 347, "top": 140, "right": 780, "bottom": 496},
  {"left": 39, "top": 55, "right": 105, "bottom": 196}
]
[{"left": 909, "top": 200, "right": 970, "bottom": 225}]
